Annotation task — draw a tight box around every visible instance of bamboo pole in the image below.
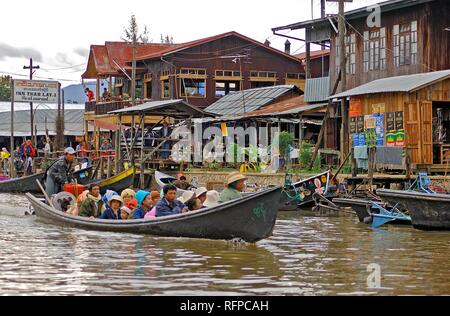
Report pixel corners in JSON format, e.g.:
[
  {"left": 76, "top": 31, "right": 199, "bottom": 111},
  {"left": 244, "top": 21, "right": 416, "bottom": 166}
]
[
  {"left": 140, "top": 112, "right": 145, "bottom": 189},
  {"left": 308, "top": 68, "right": 342, "bottom": 169}
]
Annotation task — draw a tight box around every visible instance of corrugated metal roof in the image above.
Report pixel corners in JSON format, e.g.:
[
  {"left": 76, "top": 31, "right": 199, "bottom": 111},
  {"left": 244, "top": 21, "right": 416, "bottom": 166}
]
[
  {"left": 0, "top": 109, "right": 86, "bottom": 137},
  {"left": 108, "top": 99, "right": 207, "bottom": 118},
  {"left": 295, "top": 49, "right": 330, "bottom": 60},
  {"left": 272, "top": 0, "right": 436, "bottom": 31},
  {"left": 304, "top": 77, "right": 330, "bottom": 102},
  {"left": 330, "top": 69, "right": 450, "bottom": 99},
  {"left": 204, "top": 85, "right": 299, "bottom": 115}
]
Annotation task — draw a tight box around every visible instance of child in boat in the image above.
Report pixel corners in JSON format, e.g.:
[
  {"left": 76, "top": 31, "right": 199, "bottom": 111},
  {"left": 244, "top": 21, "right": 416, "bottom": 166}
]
[
  {"left": 79, "top": 184, "right": 103, "bottom": 218},
  {"left": 120, "top": 189, "right": 136, "bottom": 219},
  {"left": 100, "top": 190, "right": 118, "bottom": 212},
  {"left": 143, "top": 191, "right": 161, "bottom": 219},
  {"left": 100, "top": 195, "right": 123, "bottom": 220},
  {"left": 155, "top": 185, "right": 189, "bottom": 217}
]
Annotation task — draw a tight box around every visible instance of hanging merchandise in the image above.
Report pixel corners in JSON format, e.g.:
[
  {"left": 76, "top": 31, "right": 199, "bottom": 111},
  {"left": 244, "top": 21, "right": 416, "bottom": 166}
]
[{"left": 365, "top": 129, "right": 377, "bottom": 148}]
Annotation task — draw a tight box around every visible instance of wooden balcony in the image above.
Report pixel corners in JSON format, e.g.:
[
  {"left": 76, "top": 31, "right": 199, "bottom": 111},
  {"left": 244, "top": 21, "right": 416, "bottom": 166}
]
[{"left": 85, "top": 100, "right": 145, "bottom": 115}]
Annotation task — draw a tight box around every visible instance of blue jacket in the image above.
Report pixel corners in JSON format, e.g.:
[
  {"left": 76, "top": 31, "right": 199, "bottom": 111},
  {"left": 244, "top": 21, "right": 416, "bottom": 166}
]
[
  {"left": 156, "top": 198, "right": 185, "bottom": 217},
  {"left": 133, "top": 206, "right": 150, "bottom": 219},
  {"left": 100, "top": 206, "right": 119, "bottom": 220}
]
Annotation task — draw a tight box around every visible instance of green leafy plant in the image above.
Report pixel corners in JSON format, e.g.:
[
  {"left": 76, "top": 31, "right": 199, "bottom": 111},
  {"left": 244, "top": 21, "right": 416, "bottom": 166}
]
[{"left": 277, "top": 131, "right": 295, "bottom": 158}]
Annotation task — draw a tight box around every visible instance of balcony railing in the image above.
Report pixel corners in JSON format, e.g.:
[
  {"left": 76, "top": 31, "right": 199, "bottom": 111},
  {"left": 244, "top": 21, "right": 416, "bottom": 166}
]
[{"left": 85, "top": 100, "right": 145, "bottom": 115}]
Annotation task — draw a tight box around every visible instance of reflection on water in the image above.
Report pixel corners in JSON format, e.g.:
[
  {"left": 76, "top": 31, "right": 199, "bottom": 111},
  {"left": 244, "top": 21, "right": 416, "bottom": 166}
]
[{"left": 0, "top": 193, "right": 449, "bottom": 295}]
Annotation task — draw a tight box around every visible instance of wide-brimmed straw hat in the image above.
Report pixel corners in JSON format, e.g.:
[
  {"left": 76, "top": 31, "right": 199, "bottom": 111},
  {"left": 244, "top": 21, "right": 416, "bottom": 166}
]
[
  {"left": 203, "top": 190, "right": 220, "bottom": 208},
  {"left": 226, "top": 172, "right": 247, "bottom": 185},
  {"left": 178, "top": 190, "right": 195, "bottom": 204},
  {"left": 194, "top": 187, "right": 208, "bottom": 198}
]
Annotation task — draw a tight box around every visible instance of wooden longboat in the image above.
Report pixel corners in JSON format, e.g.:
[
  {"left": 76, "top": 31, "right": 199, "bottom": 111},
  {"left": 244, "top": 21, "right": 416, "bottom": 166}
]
[
  {"left": 91, "top": 167, "right": 135, "bottom": 194},
  {"left": 0, "top": 172, "right": 45, "bottom": 193},
  {"left": 155, "top": 170, "right": 188, "bottom": 197},
  {"left": 279, "top": 170, "right": 335, "bottom": 211},
  {"left": 0, "top": 166, "right": 94, "bottom": 194},
  {"left": 26, "top": 185, "right": 282, "bottom": 243},
  {"left": 377, "top": 189, "right": 450, "bottom": 230}
]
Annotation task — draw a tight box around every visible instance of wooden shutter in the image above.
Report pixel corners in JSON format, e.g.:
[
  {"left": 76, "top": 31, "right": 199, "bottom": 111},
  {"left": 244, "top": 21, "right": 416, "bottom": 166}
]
[
  {"left": 404, "top": 102, "right": 421, "bottom": 163},
  {"left": 421, "top": 101, "right": 433, "bottom": 164}
]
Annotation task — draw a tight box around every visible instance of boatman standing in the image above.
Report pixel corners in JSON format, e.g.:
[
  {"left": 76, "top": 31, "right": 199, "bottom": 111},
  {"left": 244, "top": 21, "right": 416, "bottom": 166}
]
[{"left": 44, "top": 147, "right": 76, "bottom": 197}]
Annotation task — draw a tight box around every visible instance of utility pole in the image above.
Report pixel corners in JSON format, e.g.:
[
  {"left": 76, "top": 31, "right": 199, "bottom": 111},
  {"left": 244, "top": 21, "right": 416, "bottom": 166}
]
[
  {"left": 23, "top": 58, "right": 40, "bottom": 143},
  {"left": 338, "top": 0, "right": 349, "bottom": 163}
]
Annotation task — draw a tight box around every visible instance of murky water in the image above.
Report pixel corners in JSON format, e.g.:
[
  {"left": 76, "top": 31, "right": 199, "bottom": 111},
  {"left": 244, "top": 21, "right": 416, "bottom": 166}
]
[{"left": 0, "top": 193, "right": 449, "bottom": 295}]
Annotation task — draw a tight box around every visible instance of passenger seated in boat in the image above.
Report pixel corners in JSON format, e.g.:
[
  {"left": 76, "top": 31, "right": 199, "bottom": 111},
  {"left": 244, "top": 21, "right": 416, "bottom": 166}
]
[
  {"left": 120, "top": 189, "right": 136, "bottom": 217},
  {"left": 133, "top": 190, "right": 154, "bottom": 219},
  {"left": 44, "top": 147, "right": 75, "bottom": 197},
  {"left": 101, "top": 190, "right": 118, "bottom": 212},
  {"left": 194, "top": 187, "right": 208, "bottom": 205},
  {"left": 144, "top": 191, "right": 162, "bottom": 219},
  {"left": 100, "top": 195, "right": 123, "bottom": 220},
  {"left": 178, "top": 191, "right": 196, "bottom": 211},
  {"left": 219, "top": 172, "right": 247, "bottom": 203},
  {"left": 172, "top": 175, "right": 193, "bottom": 190},
  {"left": 67, "top": 190, "right": 89, "bottom": 216},
  {"left": 156, "top": 185, "right": 189, "bottom": 217},
  {"left": 79, "top": 184, "right": 103, "bottom": 218},
  {"left": 203, "top": 190, "right": 220, "bottom": 209}
]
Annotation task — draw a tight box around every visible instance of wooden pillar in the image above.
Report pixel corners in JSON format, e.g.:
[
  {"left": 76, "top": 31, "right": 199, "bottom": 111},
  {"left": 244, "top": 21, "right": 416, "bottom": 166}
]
[
  {"left": 368, "top": 147, "right": 376, "bottom": 191},
  {"left": 115, "top": 115, "right": 122, "bottom": 175},
  {"left": 305, "top": 41, "right": 311, "bottom": 79},
  {"left": 96, "top": 77, "right": 100, "bottom": 103},
  {"left": 139, "top": 113, "right": 145, "bottom": 189}
]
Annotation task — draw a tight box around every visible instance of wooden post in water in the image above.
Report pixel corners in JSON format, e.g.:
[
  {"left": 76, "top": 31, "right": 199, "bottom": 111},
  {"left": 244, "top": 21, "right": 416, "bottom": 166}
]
[
  {"left": 368, "top": 147, "right": 376, "bottom": 191},
  {"left": 100, "top": 155, "right": 104, "bottom": 179},
  {"left": 106, "top": 155, "right": 112, "bottom": 179}
]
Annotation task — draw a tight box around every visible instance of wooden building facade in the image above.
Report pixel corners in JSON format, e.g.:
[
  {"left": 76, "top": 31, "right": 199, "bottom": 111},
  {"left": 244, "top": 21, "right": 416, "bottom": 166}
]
[{"left": 133, "top": 31, "right": 305, "bottom": 109}]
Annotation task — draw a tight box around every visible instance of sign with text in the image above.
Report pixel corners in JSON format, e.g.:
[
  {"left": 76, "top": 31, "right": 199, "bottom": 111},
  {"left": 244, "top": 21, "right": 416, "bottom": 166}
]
[
  {"left": 349, "top": 97, "right": 362, "bottom": 117},
  {"left": 14, "top": 80, "right": 59, "bottom": 103}
]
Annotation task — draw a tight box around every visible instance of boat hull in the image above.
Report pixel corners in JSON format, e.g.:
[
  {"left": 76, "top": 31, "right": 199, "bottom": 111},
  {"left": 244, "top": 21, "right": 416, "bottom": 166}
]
[
  {"left": 279, "top": 171, "right": 333, "bottom": 211},
  {"left": 0, "top": 172, "right": 44, "bottom": 193},
  {"left": 26, "top": 186, "right": 282, "bottom": 243},
  {"left": 92, "top": 168, "right": 135, "bottom": 194},
  {"left": 377, "top": 189, "right": 450, "bottom": 230}
]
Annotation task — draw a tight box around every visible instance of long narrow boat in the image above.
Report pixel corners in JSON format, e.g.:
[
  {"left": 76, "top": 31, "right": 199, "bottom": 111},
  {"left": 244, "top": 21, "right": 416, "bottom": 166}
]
[
  {"left": 333, "top": 197, "right": 411, "bottom": 227},
  {"left": 377, "top": 189, "right": 450, "bottom": 230},
  {"left": 279, "top": 170, "right": 334, "bottom": 211},
  {"left": 0, "top": 172, "right": 45, "bottom": 193},
  {"left": 26, "top": 185, "right": 282, "bottom": 243},
  {"left": 0, "top": 166, "right": 94, "bottom": 194},
  {"left": 92, "top": 167, "right": 135, "bottom": 194},
  {"left": 155, "top": 170, "right": 188, "bottom": 197}
]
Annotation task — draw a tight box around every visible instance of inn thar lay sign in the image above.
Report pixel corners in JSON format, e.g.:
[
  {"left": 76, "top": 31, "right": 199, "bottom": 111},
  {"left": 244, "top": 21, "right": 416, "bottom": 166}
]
[{"left": 14, "top": 80, "right": 59, "bottom": 103}]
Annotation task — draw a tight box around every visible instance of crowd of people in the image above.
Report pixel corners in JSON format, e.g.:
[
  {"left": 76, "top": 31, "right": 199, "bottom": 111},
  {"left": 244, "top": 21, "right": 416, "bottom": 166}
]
[{"left": 62, "top": 171, "right": 248, "bottom": 221}]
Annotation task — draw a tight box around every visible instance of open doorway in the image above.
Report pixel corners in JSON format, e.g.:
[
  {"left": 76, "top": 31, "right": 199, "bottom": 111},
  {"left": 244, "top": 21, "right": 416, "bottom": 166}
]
[{"left": 432, "top": 101, "right": 450, "bottom": 164}]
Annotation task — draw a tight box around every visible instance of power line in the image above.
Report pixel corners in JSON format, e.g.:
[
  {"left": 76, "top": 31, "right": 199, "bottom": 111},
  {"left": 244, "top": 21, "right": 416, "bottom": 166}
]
[
  {"left": 0, "top": 70, "right": 81, "bottom": 82},
  {"left": 40, "top": 63, "right": 86, "bottom": 71}
]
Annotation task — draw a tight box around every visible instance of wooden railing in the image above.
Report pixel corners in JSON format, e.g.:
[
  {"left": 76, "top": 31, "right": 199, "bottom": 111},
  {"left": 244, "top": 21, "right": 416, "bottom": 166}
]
[{"left": 85, "top": 100, "right": 146, "bottom": 115}]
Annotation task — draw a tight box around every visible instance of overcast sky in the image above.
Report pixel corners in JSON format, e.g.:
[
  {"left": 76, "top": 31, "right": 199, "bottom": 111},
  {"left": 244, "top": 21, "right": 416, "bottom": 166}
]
[{"left": 0, "top": 0, "right": 385, "bottom": 87}]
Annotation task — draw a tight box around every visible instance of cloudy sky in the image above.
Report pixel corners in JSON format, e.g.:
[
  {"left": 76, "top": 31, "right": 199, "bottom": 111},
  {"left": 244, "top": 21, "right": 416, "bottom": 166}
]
[{"left": 0, "top": 0, "right": 385, "bottom": 87}]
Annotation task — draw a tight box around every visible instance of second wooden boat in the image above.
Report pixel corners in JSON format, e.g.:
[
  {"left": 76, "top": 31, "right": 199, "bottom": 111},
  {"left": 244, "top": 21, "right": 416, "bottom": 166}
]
[{"left": 377, "top": 189, "right": 450, "bottom": 230}]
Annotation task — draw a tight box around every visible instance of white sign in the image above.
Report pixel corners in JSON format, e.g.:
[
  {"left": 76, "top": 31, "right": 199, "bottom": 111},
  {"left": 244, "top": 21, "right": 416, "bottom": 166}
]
[{"left": 14, "top": 80, "right": 59, "bottom": 103}]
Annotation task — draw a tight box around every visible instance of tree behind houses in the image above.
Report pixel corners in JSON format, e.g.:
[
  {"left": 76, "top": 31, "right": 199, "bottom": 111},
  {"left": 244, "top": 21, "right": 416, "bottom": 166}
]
[
  {"left": 0, "top": 75, "right": 12, "bottom": 101},
  {"left": 160, "top": 34, "right": 174, "bottom": 44}
]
